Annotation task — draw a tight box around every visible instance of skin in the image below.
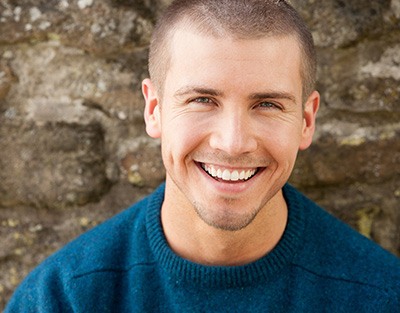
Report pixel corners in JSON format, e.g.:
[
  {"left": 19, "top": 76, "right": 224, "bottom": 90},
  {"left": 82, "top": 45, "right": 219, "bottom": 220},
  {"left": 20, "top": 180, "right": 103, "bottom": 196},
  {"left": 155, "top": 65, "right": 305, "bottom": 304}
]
[{"left": 142, "top": 27, "right": 319, "bottom": 266}]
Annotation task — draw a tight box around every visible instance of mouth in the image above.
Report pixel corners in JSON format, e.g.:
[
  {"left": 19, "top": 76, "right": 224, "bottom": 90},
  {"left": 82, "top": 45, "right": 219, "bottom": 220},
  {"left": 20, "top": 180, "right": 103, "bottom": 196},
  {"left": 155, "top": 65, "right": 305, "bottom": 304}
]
[{"left": 199, "top": 163, "right": 260, "bottom": 182}]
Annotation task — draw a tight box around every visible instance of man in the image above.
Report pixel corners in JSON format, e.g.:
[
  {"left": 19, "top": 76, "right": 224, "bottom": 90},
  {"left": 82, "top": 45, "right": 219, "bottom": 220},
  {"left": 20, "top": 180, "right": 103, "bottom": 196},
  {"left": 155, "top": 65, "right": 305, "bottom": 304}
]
[{"left": 6, "top": 0, "right": 400, "bottom": 311}]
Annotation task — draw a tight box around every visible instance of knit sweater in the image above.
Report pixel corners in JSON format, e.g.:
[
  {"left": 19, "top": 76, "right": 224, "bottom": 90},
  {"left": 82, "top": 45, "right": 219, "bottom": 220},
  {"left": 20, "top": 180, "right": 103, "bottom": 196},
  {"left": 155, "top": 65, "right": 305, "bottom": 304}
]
[{"left": 5, "top": 184, "right": 400, "bottom": 312}]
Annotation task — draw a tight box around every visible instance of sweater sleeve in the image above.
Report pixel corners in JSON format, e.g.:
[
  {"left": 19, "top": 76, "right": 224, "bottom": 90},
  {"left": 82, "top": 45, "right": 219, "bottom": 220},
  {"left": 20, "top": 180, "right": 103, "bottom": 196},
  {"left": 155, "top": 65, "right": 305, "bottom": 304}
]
[{"left": 5, "top": 263, "right": 74, "bottom": 313}]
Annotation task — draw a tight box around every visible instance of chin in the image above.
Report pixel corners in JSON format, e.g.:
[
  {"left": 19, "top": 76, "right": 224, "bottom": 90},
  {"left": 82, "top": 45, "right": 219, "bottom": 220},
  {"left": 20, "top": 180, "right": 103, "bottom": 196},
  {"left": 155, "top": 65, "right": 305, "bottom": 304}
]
[{"left": 192, "top": 200, "right": 261, "bottom": 232}]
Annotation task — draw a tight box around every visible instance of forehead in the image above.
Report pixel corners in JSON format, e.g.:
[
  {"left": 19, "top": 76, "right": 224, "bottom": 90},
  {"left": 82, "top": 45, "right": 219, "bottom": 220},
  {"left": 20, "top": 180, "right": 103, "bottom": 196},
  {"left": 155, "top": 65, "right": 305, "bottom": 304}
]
[
  {"left": 170, "top": 27, "right": 300, "bottom": 61},
  {"left": 164, "top": 27, "right": 303, "bottom": 101}
]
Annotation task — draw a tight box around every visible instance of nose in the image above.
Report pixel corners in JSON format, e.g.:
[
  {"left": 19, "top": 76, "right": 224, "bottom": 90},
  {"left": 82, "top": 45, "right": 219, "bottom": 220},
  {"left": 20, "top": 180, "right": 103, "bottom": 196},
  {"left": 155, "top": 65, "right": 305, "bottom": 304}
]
[{"left": 209, "top": 109, "right": 258, "bottom": 156}]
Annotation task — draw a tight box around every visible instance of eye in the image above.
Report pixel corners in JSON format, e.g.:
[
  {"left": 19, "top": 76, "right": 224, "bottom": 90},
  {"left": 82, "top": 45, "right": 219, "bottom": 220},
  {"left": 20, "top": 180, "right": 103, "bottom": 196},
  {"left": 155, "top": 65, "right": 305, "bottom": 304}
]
[
  {"left": 188, "top": 97, "right": 217, "bottom": 107},
  {"left": 257, "top": 101, "right": 282, "bottom": 110},
  {"left": 192, "top": 97, "right": 213, "bottom": 104},
  {"left": 186, "top": 96, "right": 217, "bottom": 111}
]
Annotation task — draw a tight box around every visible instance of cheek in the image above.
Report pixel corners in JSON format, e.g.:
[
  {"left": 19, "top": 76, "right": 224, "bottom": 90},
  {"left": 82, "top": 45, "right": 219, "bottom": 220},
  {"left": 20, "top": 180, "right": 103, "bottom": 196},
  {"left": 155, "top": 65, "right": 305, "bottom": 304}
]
[
  {"left": 258, "top": 122, "right": 303, "bottom": 158},
  {"left": 161, "top": 118, "right": 206, "bottom": 160}
]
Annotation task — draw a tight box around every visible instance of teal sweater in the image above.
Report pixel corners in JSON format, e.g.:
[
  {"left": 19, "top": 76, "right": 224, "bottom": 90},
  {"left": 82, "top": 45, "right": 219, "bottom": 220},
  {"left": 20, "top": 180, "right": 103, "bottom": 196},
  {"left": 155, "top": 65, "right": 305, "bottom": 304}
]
[{"left": 5, "top": 184, "right": 400, "bottom": 312}]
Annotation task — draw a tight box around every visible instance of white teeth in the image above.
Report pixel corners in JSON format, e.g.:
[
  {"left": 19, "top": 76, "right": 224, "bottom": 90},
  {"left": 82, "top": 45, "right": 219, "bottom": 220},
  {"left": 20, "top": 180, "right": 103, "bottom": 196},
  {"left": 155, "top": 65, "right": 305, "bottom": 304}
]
[
  {"left": 231, "top": 170, "right": 239, "bottom": 181},
  {"left": 202, "top": 164, "right": 257, "bottom": 182},
  {"left": 222, "top": 170, "right": 230, "bottom": 180}
]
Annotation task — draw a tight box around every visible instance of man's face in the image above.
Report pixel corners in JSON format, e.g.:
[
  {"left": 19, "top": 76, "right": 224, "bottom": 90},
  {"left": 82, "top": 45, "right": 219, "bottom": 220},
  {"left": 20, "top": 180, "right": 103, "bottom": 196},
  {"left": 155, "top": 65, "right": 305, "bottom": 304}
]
[{"left": 143, "top": 28, "right": 319, "bottom": 231}]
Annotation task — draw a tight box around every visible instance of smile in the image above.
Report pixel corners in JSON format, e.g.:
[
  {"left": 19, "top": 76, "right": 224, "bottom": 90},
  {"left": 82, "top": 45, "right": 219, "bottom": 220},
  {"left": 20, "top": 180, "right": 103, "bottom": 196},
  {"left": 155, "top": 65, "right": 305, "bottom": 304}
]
[{"left": 201, "top": 163, "right": 258, "bottom": 182}]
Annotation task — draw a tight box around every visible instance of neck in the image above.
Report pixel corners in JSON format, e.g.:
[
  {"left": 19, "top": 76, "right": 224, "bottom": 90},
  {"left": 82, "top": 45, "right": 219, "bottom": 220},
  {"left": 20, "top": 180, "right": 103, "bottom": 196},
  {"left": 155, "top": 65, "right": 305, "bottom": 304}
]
[{"left": 161, "top": 184, "right": 288, "bottom": 266}]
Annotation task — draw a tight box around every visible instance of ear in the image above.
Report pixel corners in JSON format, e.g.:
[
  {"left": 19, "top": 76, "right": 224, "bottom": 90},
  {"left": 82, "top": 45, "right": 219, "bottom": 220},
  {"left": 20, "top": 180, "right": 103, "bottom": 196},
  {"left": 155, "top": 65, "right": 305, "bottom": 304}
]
[
  {"left": 142, "top": 78, "right": 161, "bottom": 138},
  {"left": 299, "top": 90, "right": 320, "bottom": 150}
]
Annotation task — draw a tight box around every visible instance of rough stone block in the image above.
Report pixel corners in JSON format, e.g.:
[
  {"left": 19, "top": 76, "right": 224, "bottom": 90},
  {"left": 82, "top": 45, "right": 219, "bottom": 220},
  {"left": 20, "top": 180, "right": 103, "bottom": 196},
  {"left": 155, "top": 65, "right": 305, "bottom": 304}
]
[
  {"left": 292, "top": 0, "right": 397, "bottom": 48},
  {"left": 291, "top": 121, "right": 400, "bottom": 186},
  {"left": 0, "top": 121, "right": 109, "bottom": 208},
  {"left": 119, "top": 137, "right": 165, "bottom": 188}
]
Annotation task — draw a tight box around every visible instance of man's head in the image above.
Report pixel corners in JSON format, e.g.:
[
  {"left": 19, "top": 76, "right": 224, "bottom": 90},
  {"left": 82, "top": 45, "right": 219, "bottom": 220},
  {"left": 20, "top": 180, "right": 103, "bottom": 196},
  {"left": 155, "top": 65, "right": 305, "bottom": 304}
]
[
  {"left": 143, "top": 0, "right": 320, "bottom": 233},
  {"left": 149, "top": 0, "right": 316, "bottom": 101}
]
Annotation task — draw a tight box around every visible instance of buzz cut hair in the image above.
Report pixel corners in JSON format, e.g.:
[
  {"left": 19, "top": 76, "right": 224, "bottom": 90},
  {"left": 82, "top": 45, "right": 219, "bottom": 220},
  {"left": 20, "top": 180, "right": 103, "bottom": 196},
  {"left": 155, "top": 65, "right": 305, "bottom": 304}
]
[{"left": 148, "top": 0, "right": 317, "bottom": 101}]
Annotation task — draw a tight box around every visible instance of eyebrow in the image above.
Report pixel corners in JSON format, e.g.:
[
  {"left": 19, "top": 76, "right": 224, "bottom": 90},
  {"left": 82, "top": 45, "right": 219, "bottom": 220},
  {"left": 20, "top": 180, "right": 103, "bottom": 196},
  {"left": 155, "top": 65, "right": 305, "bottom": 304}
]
[
  {"left": 174, "top": 86, "right": 224, "bottom": 98},
  {"left": 249, "top": 91, "right": 297, "bottom": 104}
]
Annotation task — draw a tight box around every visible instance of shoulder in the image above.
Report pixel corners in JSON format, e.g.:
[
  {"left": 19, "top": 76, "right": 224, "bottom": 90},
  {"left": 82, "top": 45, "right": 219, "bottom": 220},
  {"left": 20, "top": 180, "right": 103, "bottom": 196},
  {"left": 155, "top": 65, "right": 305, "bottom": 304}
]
[
  {"left": 288, "top": 186, "right": 400, "bottom": 298},
  {"left": 6, "top": 186, "right": 164, "bottom": 312},
  {"left": 6, "top": 185, "right": 165, "bottom": 311},
  {"left": 55, "top": 190, "right": 155, "bottom": 274}
]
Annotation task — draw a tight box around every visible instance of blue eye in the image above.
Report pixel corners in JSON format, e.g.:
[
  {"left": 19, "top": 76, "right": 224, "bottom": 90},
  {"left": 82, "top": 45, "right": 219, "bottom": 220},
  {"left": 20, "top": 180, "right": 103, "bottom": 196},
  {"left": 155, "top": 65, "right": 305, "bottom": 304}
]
[
  {"left": 258, "top": 101, "right": 280, "bottom": 109},
  {"left": 193, "top": 97, "right": 212, "bottom": 103}
]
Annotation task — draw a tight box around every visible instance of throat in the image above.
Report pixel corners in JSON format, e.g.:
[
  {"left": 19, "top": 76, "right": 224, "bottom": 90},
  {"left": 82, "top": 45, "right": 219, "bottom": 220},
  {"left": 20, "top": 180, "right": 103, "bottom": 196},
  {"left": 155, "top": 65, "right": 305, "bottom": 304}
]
[{"left": 162, "top": 203, "right": 285, "bottom": 266}]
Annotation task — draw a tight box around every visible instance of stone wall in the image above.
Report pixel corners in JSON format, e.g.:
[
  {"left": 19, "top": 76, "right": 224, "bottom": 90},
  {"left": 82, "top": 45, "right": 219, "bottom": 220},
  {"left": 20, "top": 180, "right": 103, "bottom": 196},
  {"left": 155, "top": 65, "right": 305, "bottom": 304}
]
[{"left": 0, "top": 0, "right": 399, "bottom": 308}]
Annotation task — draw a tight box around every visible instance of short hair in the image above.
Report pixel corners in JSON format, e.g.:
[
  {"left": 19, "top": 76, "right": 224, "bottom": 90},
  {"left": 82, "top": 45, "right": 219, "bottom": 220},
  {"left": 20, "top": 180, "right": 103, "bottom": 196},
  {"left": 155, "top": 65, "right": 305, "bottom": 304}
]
[{"left": 149, "top": 0, "right": 317, "bottom": 101}]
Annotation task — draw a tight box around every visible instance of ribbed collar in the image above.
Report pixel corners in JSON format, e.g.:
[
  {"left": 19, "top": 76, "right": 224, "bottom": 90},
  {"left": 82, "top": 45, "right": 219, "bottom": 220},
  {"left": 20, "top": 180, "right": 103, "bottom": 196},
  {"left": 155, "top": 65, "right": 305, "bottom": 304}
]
[{"left": 146, "top": 184, "right": 306, "bottom": 288}]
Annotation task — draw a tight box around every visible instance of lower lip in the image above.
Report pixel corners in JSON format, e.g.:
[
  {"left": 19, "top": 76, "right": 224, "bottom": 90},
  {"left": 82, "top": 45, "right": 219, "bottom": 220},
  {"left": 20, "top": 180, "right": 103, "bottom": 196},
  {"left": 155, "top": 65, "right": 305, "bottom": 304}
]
[{"left": 196, "top": 162, "right": 261, "bottom": 194}]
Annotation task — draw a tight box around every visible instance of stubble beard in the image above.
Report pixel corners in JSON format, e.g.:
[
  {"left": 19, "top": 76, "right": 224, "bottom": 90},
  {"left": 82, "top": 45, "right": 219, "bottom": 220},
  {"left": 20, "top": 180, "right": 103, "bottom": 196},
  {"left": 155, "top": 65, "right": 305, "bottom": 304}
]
[{"left": 192, "top": 197, "right": 263, "bottom": 232}]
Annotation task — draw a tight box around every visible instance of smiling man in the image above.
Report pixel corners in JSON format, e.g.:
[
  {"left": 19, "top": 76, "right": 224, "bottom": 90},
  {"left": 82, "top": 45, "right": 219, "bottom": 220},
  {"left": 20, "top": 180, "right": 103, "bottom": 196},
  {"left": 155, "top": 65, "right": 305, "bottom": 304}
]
[
  {"left": 6, "top": 0, "right": 400, "bottom": 312},
  {"left": 142, "top": 28, "right": 318, "bottom": 266}
]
